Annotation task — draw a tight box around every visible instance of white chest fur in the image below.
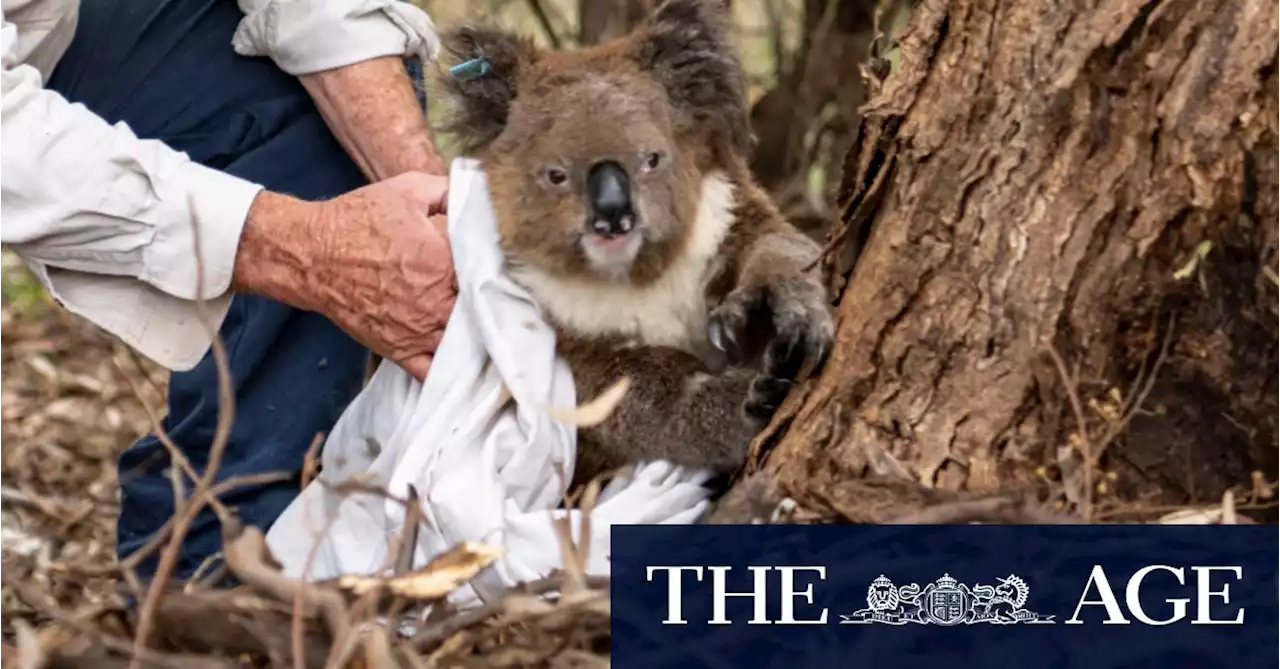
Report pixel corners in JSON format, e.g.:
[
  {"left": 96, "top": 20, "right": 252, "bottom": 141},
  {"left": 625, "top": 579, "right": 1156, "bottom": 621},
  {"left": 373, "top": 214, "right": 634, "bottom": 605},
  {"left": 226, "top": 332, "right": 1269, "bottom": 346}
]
[{"left": 510, "top": 171, "right": 737, "bottom": 355}]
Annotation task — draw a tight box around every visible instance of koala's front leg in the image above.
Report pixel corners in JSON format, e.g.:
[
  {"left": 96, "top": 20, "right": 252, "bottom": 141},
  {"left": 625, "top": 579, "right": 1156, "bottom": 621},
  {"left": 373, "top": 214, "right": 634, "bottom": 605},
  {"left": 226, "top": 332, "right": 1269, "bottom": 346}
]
[
  {"left": 558, "top": 339, "right": 761, "bottom": 487},
  {"left": 708, "top": 228, "right": 836, "bottom": 421}
]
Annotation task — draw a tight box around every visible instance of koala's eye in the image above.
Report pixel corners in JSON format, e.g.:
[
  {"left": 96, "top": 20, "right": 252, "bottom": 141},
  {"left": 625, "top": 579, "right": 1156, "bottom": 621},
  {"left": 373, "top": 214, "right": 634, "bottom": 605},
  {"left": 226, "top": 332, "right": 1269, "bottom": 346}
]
[
  {"left": 643, "top": 152, "right": 663, "bottom": 171},
  {"left": 544, "top": 168, "right": 569, "bottom": 187}
]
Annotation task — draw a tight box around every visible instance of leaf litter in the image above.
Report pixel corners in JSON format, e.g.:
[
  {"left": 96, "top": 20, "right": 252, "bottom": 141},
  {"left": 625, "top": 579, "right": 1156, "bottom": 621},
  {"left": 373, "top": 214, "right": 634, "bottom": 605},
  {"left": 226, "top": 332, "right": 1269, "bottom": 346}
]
[{"left": 0, "top": 267, "right": 617, "bottom": 667}]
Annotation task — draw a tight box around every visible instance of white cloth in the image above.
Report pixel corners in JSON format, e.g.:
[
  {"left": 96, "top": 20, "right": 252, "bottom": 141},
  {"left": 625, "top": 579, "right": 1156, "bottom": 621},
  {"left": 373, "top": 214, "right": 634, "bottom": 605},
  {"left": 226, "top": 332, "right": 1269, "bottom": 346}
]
[{"left": 265, "top": 158, "right": 714, "bottom": 609}]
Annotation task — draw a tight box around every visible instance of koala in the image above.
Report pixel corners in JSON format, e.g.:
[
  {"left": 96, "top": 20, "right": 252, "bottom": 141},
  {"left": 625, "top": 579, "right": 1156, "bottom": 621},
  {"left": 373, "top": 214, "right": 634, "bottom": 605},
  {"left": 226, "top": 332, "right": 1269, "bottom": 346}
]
[{"left": 438, "top": 0, "right": 835, "bottom": 490}]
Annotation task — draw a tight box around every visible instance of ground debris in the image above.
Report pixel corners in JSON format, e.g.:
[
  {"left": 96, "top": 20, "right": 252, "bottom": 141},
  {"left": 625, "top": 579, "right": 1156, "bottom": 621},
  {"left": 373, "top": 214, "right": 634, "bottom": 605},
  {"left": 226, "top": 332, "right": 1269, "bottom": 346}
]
[
  {"left": 8, "top": 565, "right": 610, "bottom": 669},
  {"left": 2, "top": 279, "right": 167, "bottom": 642},
  {"left": 0, "top": 268, "right": 613, "bottom": 667}
]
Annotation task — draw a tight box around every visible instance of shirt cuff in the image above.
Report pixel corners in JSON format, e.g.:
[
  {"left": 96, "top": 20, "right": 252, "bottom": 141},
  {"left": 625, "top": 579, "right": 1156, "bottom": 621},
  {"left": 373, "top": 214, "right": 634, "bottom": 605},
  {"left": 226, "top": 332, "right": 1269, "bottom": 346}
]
[
  {"left": 232, "top": 0, "right": 442, "bottom": 76},
  {"left": 141, "top": 161, "right": 264, "bottom": 301},
  {"left": 35, "top": 263, "right": 237, "bottom": 372}
]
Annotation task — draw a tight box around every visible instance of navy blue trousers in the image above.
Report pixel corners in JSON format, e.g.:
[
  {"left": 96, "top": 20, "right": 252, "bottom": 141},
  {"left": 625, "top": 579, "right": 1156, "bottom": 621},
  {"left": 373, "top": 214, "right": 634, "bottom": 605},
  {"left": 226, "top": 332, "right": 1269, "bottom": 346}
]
[{"left": 47, "top": 0, "right": 425, "bottom": 581}]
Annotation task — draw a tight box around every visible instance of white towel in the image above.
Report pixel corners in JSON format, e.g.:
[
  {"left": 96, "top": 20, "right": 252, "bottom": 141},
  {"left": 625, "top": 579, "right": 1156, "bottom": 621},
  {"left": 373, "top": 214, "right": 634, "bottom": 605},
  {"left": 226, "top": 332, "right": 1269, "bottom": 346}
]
[{"left": 264, "top": 158, "right": 714, "bottom": 609}]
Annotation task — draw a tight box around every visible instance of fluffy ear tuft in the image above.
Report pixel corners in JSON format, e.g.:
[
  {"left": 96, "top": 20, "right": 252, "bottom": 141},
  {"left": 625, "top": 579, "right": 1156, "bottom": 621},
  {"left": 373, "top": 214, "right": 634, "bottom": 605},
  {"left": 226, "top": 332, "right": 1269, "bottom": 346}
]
[
  {"left": 631, "top": 0, "right": 751, "bottom": 156},
  {"left": 437, "top": 25, "right": 540, "bottom": 155}
]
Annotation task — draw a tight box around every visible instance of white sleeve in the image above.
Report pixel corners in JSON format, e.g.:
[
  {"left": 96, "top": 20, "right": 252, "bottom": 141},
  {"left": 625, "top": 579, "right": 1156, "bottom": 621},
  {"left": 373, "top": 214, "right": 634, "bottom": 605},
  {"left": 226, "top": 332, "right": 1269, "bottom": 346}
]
[
  {"left": 2, "top": 6, "right": 265, "bottom": 370},
  {"left": 231, "top": 0, "right": 442, "bottom": 76}
]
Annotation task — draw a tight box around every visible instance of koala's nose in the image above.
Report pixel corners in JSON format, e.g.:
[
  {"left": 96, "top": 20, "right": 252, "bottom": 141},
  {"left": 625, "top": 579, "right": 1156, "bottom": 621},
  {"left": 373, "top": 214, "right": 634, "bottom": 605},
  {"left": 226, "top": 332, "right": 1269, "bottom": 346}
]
[{"left": 586, "top": 161, "right": 635, "bottom": 237}]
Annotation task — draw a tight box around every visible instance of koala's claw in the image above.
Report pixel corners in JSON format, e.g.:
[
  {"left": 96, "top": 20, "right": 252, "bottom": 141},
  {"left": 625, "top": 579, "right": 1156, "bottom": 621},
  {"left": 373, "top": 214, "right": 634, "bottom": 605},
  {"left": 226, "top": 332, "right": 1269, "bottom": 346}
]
[
  {"left": 764, "top": 306, "right": 834, "bottom": 382},
  {"left": 714, "top": 276, "right": 834, "bottom": 426},
  {"left": 707, "top": 294, "right": 759, "bottom": 359},
  {"left": 709, "top": 278, "right": 835, "bottom": 377},
  {"left": 707, "top": 317, "right": 736, "bottom": 355},
  {"left": 744, "top": 376, "right": 792, "bottom": 423}
]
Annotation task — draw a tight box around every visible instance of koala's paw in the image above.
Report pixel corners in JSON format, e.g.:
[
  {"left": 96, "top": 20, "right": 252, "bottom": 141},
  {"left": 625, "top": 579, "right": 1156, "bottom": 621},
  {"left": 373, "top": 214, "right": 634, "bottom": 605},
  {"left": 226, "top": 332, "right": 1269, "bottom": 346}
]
[{"left": 708, "top": 276, "right": 835, "bottom": 423}]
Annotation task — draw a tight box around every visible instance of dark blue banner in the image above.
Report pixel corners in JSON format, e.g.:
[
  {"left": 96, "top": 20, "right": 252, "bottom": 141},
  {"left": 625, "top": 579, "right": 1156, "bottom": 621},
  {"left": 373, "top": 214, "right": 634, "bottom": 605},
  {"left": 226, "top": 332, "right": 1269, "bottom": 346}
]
[{"left": 609, "top": 524, "right": 1278, "bottom": 669}]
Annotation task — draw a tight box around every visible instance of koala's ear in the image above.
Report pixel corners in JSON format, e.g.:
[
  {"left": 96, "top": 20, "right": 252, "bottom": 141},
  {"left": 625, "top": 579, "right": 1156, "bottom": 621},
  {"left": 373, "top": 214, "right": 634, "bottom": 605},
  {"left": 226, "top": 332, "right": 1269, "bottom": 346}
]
[
  {"left": 438, "top": 24, "right": 540, "bottom": 154},
  {"left": 631, "top": 0, "right": 751, "bottom": 156}
]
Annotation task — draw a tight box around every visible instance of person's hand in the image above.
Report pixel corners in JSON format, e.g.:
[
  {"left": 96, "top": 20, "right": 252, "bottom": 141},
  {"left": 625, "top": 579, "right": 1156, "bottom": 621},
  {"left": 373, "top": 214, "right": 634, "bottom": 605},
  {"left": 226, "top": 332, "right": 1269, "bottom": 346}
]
[
  {"left": 233, "top": 172, "right": 456, "bottom": 381},
  {"left": 307, "top": 172, "right": 455, "bottom": 379}
]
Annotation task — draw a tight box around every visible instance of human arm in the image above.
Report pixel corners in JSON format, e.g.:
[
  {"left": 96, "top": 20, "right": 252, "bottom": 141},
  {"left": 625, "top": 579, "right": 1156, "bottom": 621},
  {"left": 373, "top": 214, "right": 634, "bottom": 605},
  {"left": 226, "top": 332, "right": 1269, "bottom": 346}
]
[
  {"left": 232, "top": 175, "right": 454, "bottom": 380},
  {"left": 2, "top": 3, "right": 455, "bottom": 378},
  {"left": 1, "top": 5, "right": 263, "bottom": 370},
  {"left": 299, "top": 57, "right": 446, "bottom": 180},
  {"left": 231, "top": 0, "right": 447, "bottom": 179},
  {"left": 229, "top": 0, "right": 457, "bottom": 374}
]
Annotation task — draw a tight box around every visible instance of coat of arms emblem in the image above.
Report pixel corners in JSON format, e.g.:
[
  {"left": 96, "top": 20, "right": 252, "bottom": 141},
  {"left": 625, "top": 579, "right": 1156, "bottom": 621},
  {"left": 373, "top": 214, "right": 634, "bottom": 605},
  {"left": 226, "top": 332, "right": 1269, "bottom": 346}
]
[
  {"left": 925, "top": 575, "right": 967, "bottom": 625},
  {"left": 840, "top": 573, "right": 1056, "bottom": 626}
]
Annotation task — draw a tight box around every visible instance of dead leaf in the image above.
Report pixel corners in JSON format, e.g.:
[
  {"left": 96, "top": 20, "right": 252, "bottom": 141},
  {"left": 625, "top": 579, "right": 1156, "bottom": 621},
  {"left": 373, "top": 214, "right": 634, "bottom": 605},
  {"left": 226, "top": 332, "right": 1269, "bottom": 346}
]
[
  {"left": 1157, "top": 507, "right": 1223, "bottom": 525},
  {"left": 336, "top": 541, "right": 503, "bottom": 600},
  {"left": 14, "top": 619, "right": 44, "bottom": 669},
  {"left": 546, "top": 377, "right": 630, "bottom": 427}
]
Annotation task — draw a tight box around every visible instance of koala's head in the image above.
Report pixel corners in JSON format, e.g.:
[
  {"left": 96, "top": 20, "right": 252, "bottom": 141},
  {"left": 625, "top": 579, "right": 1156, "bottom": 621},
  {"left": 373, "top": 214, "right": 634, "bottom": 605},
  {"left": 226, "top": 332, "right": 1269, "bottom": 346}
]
[{"left": 438, "top": 0, "right": 750, "bottom": 284}]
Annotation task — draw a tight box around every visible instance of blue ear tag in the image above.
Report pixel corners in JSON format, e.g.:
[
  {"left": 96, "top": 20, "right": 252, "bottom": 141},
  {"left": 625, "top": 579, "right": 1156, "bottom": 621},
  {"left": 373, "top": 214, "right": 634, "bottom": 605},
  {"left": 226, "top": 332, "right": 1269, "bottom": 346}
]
[{"left": 450, "top": 57, "right": 491, "bottom": 80}]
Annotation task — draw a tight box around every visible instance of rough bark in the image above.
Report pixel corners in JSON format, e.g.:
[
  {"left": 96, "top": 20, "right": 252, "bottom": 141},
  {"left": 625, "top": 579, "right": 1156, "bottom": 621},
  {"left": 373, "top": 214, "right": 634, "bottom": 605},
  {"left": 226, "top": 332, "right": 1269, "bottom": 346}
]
[{"left": 736, "top": 0, "right": 1279, "bottom": 523}]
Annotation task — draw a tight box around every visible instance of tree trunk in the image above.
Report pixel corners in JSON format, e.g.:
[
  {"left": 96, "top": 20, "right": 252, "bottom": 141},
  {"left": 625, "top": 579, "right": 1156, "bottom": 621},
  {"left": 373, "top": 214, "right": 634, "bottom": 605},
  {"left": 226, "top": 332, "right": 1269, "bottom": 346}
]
[
  {"left": 748, "top": 0, "right": 881, "bottom": 242},
  {"left": 748, "top": 0, "right": 877, "bottom": 192},
  {"left": 727, "top": 0, "right": 1279, "bottom": 524}
]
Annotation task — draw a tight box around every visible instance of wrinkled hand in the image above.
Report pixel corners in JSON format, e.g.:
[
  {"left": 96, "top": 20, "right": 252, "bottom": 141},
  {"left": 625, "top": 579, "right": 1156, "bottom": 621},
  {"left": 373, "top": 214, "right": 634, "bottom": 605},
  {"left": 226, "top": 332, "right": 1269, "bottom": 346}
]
[
  {"left": 310, "top": 173, "right": 455, "bottom": 379},
  {"left": 235, "top": 172, "right": 456, "bottom": 381}
]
